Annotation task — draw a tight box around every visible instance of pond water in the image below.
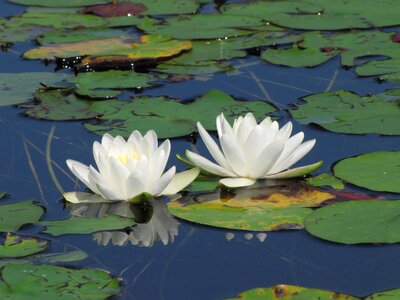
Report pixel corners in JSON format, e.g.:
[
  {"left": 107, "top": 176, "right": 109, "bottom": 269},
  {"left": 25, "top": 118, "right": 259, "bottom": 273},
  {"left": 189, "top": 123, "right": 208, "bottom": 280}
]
[{"left": 1, "top": 0, "right": 400, "bottom": 299}]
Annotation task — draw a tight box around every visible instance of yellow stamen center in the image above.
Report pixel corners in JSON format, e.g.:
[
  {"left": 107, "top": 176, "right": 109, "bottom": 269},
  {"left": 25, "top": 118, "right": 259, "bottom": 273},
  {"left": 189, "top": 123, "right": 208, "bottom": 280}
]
[{"left": 118, "top": 153, "right": 140, "bottom": 164}]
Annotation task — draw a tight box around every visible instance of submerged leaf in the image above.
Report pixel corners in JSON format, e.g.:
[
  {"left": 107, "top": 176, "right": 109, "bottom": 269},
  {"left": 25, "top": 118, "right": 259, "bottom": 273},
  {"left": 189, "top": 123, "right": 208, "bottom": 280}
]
[
  {"left": 21, "top": 89, "right": 100, "bottom": 120},
  {"left": 84, "top": 89, "right": 276, "bottom": 138},
  {"left": 306, "top": 174, "right": 345, "bottom": 190},
  {"left": 334, "top": 151, "right": 400, "bottom": 193}
]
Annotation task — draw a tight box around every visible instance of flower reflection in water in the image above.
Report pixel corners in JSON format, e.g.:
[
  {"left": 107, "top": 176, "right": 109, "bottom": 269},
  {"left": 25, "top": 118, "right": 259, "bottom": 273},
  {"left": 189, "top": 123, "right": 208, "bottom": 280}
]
[{"left": 70, "top": 200, "right": 179, "bottom": 248}]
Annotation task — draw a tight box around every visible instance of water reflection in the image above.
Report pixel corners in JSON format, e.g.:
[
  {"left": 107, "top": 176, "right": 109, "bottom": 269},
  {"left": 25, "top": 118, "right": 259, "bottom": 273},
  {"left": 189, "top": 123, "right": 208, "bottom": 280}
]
[{"left": 70, "top": 200, "right": 179, "bottom": 248}]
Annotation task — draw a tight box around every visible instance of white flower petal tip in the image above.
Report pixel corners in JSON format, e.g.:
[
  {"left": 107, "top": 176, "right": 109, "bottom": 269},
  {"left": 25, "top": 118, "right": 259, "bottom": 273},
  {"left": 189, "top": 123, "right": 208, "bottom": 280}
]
[
  {"left": 63, "top": 192, "right": 112, "bottom": 204},
  {"left": 219, "top": 178, "right": 256, "bottom": 188},
  {"left": 162, "top": 167, "right": 200, "bottom": 195},
  {"left": 66, "top": 130, "right": 177, "bottom": 202},
  {"left": 265, "top": 161, "right": 323, "bottom": 179},
  {"left": 189, "top": 113, "right": 320, "bottom": 182}
]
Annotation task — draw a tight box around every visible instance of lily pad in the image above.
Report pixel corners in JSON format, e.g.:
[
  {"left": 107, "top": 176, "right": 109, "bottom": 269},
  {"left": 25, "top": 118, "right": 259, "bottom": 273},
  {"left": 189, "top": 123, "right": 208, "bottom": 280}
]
[
  {"left": 9, "top": 0, "right": 201, "bottom": 15},
  {"left": 136, "top": 15, "right": 262, "bottom": 40},
  {"left": 367, "top": 289, "right": 400, "bottom": 300},
  {"left": 226, "top": 285, "right": 357, "bottom": 299},
  {"left": 0, "top": 200, "right": 44, "bottom": 233},
  {"left": 37, "top": 28, "right": 129, "bottom": 45},
  {"left": 156, "top": 61, "right": 234, "bottom": 75},
  {"left": 0, "top": 263, "right": 119, "bottom": 299},
  {"left": 23, "top": 35, "right": 192, "bottom": 61},
  {"left": 290, "top": 90, "right": 400, "bottom": 135},
  {"left": 0, "top": 72, "right": 68, "bottom": 106},
  {"left": 306, "top": 174, "right": 344, "bottom": 190},
  {"left": 67, "top": 70, "right": 161, "bottom": 98},
  {"left": 40, "top": 215, "right": 135, "bottom": 236},
  {"left": 8, "top": 13, "right": 107, "bottom": 29},
  {"left": 81, "top": 2, "right": 147, "bottom": 17},
  {"left": 84, "top": 89, "right": 276, "bottom": 138},
  {"left": 356, "top": 59, "right": 400, "bottom": 82},
  {"left": 221, "top": 0, "right": 400, "bottom": 30},
  {"left": 0, "top": 24, "right": 51, "bottom": 44},
  {"left": 0, "top": 234, "right": 48, "bottom": 258},
  {"left": 168, "top": 183, "right": 335, "bottom": 231},
  {"left": 21, "top": 89, "right": 100, "bottom": 120},
  {"left": 261, "top": 46, "right": 335, "bottom": 67},
  {"left": 334, "top": 151, "right": 400, "bottom": 193},
  {"left": 305, "top": 200, "right": 400, "bottom": 244}
]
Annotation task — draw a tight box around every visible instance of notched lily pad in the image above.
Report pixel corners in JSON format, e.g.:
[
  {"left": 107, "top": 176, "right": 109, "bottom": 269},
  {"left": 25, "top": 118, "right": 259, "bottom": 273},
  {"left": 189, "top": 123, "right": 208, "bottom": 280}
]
[
  {"left": 305, "top": 200, "right": 400, "bottom": 244},
  {"left": 226, "top": 284, "right": 357, "bottom": 299},
  {"left": 40, "top": 215, "right": 135, "bottom": 236},
  {"left": 84, "top": 89, "right": 276, "bottom": 138},
  {"left": 168, "top": 182, "right": 335, "bottom": 231},
  {"left": 21, "top": 89, "right": 100, "bottom": 120},
  {"left": 0, "top": 263, "right": 120, "bottom": 299},
  {"left": 0, "top": 200, "right": 44, "bottom": 233},
  {"left": 0, "top": 72, "right": 68, "bottom": 106},
  {"left": 0, "top": 234, "right": 48, "bottom": 258},
  {"left": 334, "top": 151, "right": 400, "bottom": 193},
  {"left": 290, "top": 90, "right": 400, "bottom": 135}
]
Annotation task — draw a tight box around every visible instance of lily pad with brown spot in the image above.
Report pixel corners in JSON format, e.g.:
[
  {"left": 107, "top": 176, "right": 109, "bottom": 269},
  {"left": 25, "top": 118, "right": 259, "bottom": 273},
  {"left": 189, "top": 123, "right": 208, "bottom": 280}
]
[
  {"left": 226, "top": 284, "right": 358, "bottom": 299},
  {"left": 167, "top": 182, "right": 335, "bottom": 231}
]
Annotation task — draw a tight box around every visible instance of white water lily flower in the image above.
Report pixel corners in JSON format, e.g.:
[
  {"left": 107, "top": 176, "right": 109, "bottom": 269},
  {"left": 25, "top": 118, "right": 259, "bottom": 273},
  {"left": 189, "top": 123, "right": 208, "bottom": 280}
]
[
  {"left": 186, "top": 113, "right": 322, "bottom": 188},
  {"left": 65, "top": 130, "right": 199, "bottom": 203}
]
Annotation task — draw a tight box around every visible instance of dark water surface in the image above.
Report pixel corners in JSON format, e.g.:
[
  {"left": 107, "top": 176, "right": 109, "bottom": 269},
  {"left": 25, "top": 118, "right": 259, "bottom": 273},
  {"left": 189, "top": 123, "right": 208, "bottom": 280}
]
[{"left": 1, "top": 1, "right": 400, "bottom": 299}]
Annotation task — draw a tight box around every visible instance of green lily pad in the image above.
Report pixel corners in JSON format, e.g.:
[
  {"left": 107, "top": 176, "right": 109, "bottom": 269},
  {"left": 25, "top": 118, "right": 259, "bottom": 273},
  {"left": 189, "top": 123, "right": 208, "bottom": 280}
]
[
  {"left": 334, "top": 151, "right": 400, "bottom": 193},
  {"left": 356, "top": 58, "right": 400, "bottom": 81},
  {"left": 37, "top": 28, "right": 129, "bottom": 45},
  {"left": 137, "top": 15, "right": 262, "bottom": 40},
  {"left": 299, "top": 31, "right": 400, "bottom": 66},
  {"left": 0, "top": 234, "right": 48, "bottom": 258},
  {"left": 23, "top": 35, "right": 192, "bottom": 61},
  {"left": 0, "top": 24, "right": 51, "bottom": 44},
  {"left": 156, "top": 61, "right": 234, "bottom": 75},
  {"left": 305, "top": 200, "right": 400, "bottom": 244},
  {"left": 366, "top": 289, "right": 400, "bottom": 300},
  {"left": 306, "top": 174, "right": 345, "bottom": 190},
  {"left": 8, "top": 13, "right": 107, "bottom": 30},
  {"left": 226, "top": 285, "right": 357, "bottom": 299},
  {"left": 184, "top": 177, "right": 220, "bottom": 192},
  {"left": 0, "top": 263, "right": 119, "bottom": 299},
  {"left": 68, "top": 70, "right": 161, "bottom": 98},
  {"left": 168, "top": 183, "right": 335, "bottom": 231},
  {"left": 290, "top": 90, "right": 400, "bottom": 135},
  {"left": 84, "top": 89, "right": 276, "bottom": 138},
  {"left": 261, "top": 46, "right": 335, "bottom": 67},
  {"left": 0, "top": 200, "right": 44, "bottom": 233},
  {"left": 221, "top": 0, "right": 400, "bottom": 30},
  {"left": 0, "top": 72, "right": 68, "bottom": 106},
  {"left": 40, "top": 215, "right": 135, "bottom": 236},
  {"left": 21, "top": 89, "right": 100, "bottom": 121}
]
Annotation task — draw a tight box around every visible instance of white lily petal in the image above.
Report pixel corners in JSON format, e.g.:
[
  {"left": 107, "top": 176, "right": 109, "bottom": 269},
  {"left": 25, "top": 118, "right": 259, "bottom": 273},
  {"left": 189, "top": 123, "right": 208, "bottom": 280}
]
[
  {"left": 66, "top": 159, "right": 100, "bottom": 194},
  {"left": 250, "top": 139, "right": 285, "bottom": 178},
  {"left": 278, "top": 121, "right": 293, "bottom": 141},
  {"left": 125, "top": 171, "right": 146, "bottom": 199},
  {"left": 153, "top": 166, "right": 176, "bottom": 195},
  {"left": 220, "top": 177, "right": 256, "bottom": 188},
  {"left": 269, "top": 132, "right": 304, "bottom": 173},
  {"left": 242, "top": 125, "right": 266, "bottom": 159},
  {"left": 276, "top": 139, "right": 316, "bottom": 172},
  {"left": 162, "top": 167, "right": 200, "bottom": 195},
  {"left": 101, "top": 133, "right": 114, "bottom": 149},
  {"left": 197, "top": 122, "right": 231, "bottom": 170},
  {"left": 186, "top": 150, "right": 236, "bottom": 177},
  {"left": 128, "top": 130, "right": 142, "bottom": 144},
  {"left": 89, "top": 166, "right": 123, "bottom": 200},
  {"left": 220, "top": 134, "right": 247, "bottom": 176},
  {"left": 236, "top": 115, "right": 256, "bottom": 146},
  {"left": 265, "top": 161, "right": 323, "bottom": 179},
  {"left": 63, "top": 192, "right": 112, "bottom": 204}
]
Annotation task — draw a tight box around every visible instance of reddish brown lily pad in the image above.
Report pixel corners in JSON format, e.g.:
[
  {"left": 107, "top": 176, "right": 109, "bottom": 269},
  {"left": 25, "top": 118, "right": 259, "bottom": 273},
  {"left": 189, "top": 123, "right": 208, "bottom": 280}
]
[{"left": 81, "top": 2, "right": 147, "bottom": 17}]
